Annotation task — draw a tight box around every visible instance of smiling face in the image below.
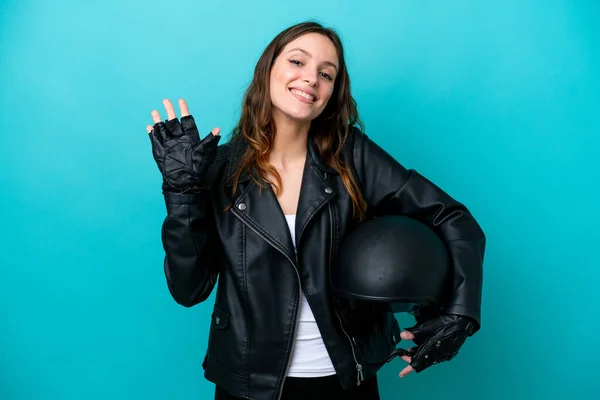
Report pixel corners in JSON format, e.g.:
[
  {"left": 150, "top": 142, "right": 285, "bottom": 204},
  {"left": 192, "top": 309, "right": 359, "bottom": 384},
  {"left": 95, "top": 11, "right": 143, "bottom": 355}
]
[{"left": 269, "top": 32, "right": 340, "bottom": 128}]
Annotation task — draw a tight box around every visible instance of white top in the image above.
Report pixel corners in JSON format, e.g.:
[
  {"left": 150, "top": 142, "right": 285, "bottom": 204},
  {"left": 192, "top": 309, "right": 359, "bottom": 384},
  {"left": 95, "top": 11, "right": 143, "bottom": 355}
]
[{"left": 284, "top": 214, "right": 336, "bottom": 377}]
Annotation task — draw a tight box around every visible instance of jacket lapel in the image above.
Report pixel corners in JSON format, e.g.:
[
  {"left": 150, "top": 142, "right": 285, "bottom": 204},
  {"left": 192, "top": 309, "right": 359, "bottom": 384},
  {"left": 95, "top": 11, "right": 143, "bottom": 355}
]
[
  {"left": 231, "top": 179, "right": 297, "bottom": 264},
  {"left": 226, "top": 133, "right": 338, "bottom": 265},
  {"left": 294, "top": 155, "right": 336, "bottom": 251}
]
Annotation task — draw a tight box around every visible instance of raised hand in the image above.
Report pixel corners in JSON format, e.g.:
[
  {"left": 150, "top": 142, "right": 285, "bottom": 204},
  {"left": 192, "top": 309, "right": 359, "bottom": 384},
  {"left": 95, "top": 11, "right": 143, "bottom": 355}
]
[{"left": 147, "top": 99, "right": 221, "bottom": 193}]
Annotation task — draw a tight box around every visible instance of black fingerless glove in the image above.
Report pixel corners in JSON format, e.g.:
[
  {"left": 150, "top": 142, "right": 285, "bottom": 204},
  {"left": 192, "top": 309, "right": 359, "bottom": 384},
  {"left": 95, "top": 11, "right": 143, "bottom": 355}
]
[
  {"left": 149, "top": 115, "right": 221, "bottom": 194},
  {"left": 405, "top": 314, "right": 477, "bottom": 373}
]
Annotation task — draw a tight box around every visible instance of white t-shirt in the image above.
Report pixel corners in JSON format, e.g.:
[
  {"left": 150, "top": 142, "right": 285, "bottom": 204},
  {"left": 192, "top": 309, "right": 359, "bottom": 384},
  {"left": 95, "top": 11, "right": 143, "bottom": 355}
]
[{"left": 284, "top": 214, "right": 336, "bottom": 377}]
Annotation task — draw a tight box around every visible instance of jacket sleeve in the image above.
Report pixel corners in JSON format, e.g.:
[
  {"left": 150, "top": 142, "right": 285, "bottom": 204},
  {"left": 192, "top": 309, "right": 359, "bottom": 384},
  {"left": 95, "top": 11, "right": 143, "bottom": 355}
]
[
  {"left": 351, "top": 128, "right": 486, "bottom": 331},
  {"left": 161, "top": 189, "right": 221, "bottom": 307}
]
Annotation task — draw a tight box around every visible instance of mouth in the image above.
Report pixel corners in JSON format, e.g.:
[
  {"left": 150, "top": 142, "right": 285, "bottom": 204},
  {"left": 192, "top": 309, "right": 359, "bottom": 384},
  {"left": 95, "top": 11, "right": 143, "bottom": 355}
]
[{"left": 289, "top": 88, "right": 317, "bottom": 103}]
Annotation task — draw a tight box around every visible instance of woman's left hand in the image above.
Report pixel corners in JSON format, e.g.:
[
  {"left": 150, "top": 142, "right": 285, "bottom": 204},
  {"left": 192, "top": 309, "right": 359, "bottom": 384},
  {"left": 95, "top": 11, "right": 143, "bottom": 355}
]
[
  {"left": 398, "top": 330, "right": 416, "bottom": 378},
  {"left": 397, "top": 314, "right": 477, "bottom": 378}
]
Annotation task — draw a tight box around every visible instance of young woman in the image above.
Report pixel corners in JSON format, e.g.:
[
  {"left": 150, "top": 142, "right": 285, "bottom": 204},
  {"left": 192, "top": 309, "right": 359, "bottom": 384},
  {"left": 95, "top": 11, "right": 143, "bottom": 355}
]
[{"left": 146, "top": 21, "right": 485, "bottom": 400}]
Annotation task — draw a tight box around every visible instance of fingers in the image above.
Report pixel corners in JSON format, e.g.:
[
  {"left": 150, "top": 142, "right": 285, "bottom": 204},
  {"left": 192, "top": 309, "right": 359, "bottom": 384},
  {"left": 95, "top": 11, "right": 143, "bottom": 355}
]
[
  {"left": 404, "top": 324, "right": 435, "bottom": 346},
  {"left": 401, "top": 330, "right": 415, "bottom": 341},
  {"left": 163, "top": 99, "right": 177, "bottom": 120},
  {"left": 151, "top": 110, "right": 161, "bottom": 124},
  {"left": 399, "top": 366, "right": 414, "bottom": 378},
  {"left": 148, "top": 98, "right": 181, "bottom": 135},
  {"left": 399, "top": 355, "right": 414, "bottom": 378},
  {"left": 149, "top": 98, "right": 188, "bottom": 125},
  {"left": 179, "top": 99, "right": 190, "bottom": 117},
  {"left": 149, "top": 111, "right": 162, "bottom": 138},
  {"left": 407, "top": 346, "right": 418, "bottom": 357},
  {"left": 211, "top": 127, "right": 221, "bottom": 136},
  {"left": 148, "top": 98, "right": 203, "bottom": 136}
]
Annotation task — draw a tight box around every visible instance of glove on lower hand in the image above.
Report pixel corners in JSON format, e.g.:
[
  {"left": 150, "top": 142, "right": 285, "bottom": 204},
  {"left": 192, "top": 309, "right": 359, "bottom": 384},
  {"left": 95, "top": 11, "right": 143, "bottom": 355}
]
[
  {"left": 404, "top": 314, "right": 477, "bottom": 373},
  {"left": 149, "top": 115, "right": 220, "bottom": 193}
]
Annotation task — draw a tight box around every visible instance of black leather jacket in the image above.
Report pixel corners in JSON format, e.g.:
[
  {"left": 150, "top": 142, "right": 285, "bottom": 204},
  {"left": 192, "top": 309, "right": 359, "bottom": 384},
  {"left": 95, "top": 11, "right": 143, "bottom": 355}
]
[{"left": 160, "top": 126, "right": 486, "bottom": 400}]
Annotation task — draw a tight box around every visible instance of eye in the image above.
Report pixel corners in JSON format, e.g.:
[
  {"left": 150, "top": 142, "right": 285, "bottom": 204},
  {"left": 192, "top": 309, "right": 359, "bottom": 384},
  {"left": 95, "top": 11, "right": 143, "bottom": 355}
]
[
  {"left": 289, "top": 59, "right": 302, "bottom": 66},
  {"left": 320, "top": 72, "right": 333, "bottom": 81}
]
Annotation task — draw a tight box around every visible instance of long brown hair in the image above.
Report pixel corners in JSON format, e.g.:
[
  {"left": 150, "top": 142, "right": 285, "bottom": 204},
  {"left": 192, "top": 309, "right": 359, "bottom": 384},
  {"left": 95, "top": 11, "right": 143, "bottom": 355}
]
[{"left": 227, "top": 21, "right": 367, "bottom": 222}]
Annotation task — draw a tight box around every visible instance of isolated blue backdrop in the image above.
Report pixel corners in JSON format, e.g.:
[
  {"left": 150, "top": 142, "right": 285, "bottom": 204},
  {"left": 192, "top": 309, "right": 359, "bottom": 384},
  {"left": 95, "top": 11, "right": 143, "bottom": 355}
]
[{"left": 1, "top": 0, "right": 598, "bottom": 399}]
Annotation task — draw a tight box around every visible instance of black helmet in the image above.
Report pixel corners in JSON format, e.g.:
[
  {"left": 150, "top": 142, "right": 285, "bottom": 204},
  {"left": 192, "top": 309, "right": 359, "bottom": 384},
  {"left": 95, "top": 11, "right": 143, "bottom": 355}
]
[{"left": 330, "top": 215, "right": 451, "bottom": 314}]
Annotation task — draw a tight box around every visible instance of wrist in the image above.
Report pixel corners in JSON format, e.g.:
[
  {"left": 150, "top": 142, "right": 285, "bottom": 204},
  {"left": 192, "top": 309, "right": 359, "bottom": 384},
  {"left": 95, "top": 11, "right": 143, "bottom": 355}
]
[{"left": 452, "top": 315, "right": 477, "bottom": 336}]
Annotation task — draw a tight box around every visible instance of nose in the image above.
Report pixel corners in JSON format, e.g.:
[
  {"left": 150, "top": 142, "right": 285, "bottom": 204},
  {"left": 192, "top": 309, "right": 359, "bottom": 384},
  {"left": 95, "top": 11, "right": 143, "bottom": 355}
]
[{"left": 303, "top": 69, "right": 319, "bottom": 86}]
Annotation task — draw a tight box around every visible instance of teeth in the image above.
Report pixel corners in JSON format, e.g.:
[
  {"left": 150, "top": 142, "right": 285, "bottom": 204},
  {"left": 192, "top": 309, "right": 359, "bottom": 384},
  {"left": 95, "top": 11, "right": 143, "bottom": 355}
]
[{"left": 291, "top": 89, "right": 315, "bottom": 101}]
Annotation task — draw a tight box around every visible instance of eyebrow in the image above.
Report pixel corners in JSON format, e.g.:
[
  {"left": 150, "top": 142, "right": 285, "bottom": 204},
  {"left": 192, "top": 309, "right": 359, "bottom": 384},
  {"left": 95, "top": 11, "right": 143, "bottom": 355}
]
[{"left": 287, "top": 48, "right": 338, "bottom": 71}]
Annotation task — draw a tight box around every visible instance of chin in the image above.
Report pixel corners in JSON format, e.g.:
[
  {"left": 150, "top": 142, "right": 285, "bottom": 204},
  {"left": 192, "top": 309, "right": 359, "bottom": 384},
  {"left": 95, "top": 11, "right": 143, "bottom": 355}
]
[
  {"left": 287, "top": 105, "right": 323, "bottom": 121},
  {"left": 272, "top": 98, "right": 324, "bottom": 124},
  {"left": 288, "top": 112, "right": 315, "bottom": 122}
]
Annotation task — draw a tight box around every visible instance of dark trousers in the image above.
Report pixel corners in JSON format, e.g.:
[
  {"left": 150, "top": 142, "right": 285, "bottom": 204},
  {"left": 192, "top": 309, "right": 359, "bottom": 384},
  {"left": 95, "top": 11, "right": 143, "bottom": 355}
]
[{"left": 214, "top": 374, "right": 380, "bottom": 400}]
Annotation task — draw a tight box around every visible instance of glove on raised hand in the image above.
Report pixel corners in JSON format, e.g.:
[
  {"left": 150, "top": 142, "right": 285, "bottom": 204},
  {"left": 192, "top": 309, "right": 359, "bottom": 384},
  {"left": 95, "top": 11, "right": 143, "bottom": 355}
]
[{"left": 149, "top": 115, "right": 220, "bottom": 193}]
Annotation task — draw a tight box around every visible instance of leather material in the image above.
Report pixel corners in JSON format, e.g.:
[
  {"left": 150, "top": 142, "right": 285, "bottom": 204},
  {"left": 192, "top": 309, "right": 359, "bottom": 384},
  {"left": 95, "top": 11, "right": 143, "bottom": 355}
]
[
  {"left": 158, "top": 122, "right": 486, "bottom": 400},
  {"left": 150, "top": 115, "right": 221, "bottom": 193},
  {"left": 405, "top": 314, "right": 477, "bottom": 373}
]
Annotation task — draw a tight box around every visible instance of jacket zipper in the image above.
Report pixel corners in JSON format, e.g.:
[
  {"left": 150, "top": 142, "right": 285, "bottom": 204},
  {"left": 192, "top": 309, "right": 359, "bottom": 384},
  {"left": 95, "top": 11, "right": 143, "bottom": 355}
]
[
  {"left": 278, "top": 249, "right": 301, "bottom": 400},
  {"left": 326, "top": 175, "right": 364, "bottom": 387},
  {"left": 232, "top": 170, "right": 364, "bottom": 396},
  {"left": 231, "top": 207, "right": 301, "bottom": 400}
]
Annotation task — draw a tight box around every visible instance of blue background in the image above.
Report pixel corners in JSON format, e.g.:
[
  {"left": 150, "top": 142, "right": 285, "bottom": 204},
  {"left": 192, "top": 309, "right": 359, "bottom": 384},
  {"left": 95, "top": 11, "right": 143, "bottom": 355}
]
[{"left": 1, "top": 0, "right": 598, "bottom": 399}]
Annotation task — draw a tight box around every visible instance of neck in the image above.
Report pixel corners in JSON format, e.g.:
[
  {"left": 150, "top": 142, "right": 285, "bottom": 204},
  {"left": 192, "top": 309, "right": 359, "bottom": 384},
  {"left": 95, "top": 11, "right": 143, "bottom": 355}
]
[{"left": 269, "top": 112, "right": 310, "bottom": 170}]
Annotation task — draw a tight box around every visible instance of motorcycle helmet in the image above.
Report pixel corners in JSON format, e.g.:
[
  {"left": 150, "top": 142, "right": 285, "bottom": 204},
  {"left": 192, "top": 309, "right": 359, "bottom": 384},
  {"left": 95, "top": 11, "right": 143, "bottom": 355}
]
[{"left": 330, "top": 214, "right": 451, "bottom": 314}]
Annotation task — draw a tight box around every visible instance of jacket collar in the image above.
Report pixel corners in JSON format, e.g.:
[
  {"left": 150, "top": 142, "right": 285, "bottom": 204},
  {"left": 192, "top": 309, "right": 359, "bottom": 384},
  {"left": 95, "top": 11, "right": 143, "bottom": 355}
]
[
  {"left": 225, "top": 131, "right": 338, "bottom": 265},
  {"left": 225, "top": 131, "right": 339, "bottom": 187}
]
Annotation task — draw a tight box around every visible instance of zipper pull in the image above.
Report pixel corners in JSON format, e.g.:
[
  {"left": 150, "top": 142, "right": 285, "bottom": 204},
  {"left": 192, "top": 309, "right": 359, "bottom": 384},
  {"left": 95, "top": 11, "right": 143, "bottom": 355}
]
[{"left": 356, "top": 363, "right": 364, "bottom": 386}]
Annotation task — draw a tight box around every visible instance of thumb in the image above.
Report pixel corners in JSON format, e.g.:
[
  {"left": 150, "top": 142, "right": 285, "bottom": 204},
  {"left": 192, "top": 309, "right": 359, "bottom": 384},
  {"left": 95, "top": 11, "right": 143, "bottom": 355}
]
[
  {"left": 403, "top": 318, "right": 443, "bottom": 345},
  {"left": 211, "top": 127, "right": 220, "bottom": 136},
  {"left": 400, "top": 330, "right": 415, "bottom": 340}
]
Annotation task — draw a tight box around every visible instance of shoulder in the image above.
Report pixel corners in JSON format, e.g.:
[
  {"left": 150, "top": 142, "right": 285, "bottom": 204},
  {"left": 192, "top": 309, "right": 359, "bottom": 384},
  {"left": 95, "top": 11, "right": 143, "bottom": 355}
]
[
  {"left": 340, "top": 125, "right": 365, "bottom": 163},
  {"left": 344, "top": 125, "right": 393, "bottom": 169},
  {"left": 214, "top": 141, "right": 231, "bottom": 164},
  {"left": 203, "top": 134, "right": 248, "bottom": 189},
  {"left": 344, "top": 125, "right": 388, "bottom": 158},
  {"left": 201, "top": 138, "right": 234, "bottom": 186},
  {"left": 345, "top": 124, "right": 412, "bottom": 184}
]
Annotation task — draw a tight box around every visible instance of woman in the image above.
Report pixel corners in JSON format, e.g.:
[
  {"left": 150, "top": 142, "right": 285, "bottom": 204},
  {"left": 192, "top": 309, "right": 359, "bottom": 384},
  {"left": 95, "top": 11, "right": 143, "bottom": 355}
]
[{"left": 146, "top": 21, "right": 485, "bottom": 400}]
